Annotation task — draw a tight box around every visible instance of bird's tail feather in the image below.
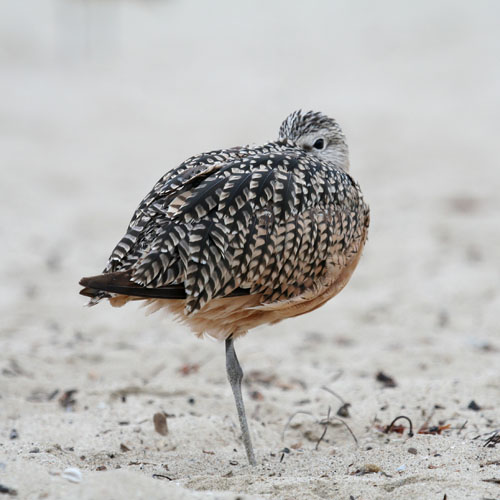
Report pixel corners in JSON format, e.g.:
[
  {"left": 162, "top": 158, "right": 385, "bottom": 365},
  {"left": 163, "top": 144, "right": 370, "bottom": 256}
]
[{"left": 79, "top": 270, "right": 249, "bottom": 302}]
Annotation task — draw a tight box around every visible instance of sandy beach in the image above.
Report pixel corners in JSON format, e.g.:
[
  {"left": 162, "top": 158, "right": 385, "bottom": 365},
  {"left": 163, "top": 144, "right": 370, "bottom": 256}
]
[{"left": 1, "top": 1, "right": 499, "bottom": 498}]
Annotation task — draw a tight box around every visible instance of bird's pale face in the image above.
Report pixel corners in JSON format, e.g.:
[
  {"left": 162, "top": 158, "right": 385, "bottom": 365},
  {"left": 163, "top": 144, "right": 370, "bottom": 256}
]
[{"left": 278, "top": 110, "right": 350, "bottom": 171}]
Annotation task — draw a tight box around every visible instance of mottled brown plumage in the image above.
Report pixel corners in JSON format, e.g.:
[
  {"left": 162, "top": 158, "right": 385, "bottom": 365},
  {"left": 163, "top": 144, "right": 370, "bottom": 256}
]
[
  {"left": 80, "top": 110, "right": 369, "bottom": 338},
  {"left": 79, "top": 110, "right": 369, "bottom": 465}
]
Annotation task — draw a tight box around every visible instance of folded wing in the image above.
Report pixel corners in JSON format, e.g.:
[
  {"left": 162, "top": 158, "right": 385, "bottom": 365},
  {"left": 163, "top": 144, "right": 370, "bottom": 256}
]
[{"left": 80, "top": 146, "right": 369, "bottom": 314}]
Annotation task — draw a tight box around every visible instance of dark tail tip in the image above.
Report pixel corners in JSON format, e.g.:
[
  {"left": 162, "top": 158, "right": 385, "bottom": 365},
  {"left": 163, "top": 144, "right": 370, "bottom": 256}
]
[
  {"left": 79, "top": 277, "right": 91, "bottom": 287},
  {"left": 79, "top": 286, "right": 96, "bottom": 297}
]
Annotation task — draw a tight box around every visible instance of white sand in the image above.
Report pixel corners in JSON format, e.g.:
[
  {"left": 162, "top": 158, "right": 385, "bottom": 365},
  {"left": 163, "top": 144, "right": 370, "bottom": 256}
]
[{"left": 1, "top": 1, "right": 499, "bottom": 498}]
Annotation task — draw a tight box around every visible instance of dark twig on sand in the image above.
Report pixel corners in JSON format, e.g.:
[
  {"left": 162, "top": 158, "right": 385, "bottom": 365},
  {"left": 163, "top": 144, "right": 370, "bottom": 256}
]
[
  {"left": 385, "top": 415, "right": 414, "bottom": 437},
  {"left": 457, "top": 420, "right": 468, "bottom": 435},
  {"left": 321, "top": 386, "right": 351, "bottom": 417},
  {"left": 315, "top": 407, "right": 332, "bottom": 450},
  {"left": 283, "top": 408, "right": 359, "bottom": 448},
  {"left": 282, "top": 410, "right": 314, "bottom": 442},
  {"left": 321, "top": 386, "right": 345, "bottom": 404}
]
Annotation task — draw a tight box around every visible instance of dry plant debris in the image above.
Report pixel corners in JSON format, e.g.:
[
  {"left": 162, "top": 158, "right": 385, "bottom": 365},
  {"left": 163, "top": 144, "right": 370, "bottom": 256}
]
[
  {"left": 153, "top": 412, "right": 168, "bottom": 436},
  {"left": 58, "top": 390, "right": 77, "bottom": 410}
]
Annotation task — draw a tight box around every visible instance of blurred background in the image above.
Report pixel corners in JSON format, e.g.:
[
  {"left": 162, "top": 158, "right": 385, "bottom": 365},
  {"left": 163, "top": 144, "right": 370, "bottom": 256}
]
[
  {"left": 0, "top": 2, "right": 499, "bottom": 495},
  {"left": 1, "top": 0, "right": 499, "bottom": 378}
]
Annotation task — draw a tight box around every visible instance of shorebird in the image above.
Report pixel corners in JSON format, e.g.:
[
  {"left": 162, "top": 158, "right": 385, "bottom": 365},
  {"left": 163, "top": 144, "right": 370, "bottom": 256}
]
[{"left": 80, "top": 110, "right": 370, "bottom": 466}]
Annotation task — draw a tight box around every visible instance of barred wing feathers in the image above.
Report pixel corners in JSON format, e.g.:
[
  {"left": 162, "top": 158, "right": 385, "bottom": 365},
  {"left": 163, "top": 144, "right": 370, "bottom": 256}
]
[{"left": 82, "top": 145, "right": 368, "bottom": 315}]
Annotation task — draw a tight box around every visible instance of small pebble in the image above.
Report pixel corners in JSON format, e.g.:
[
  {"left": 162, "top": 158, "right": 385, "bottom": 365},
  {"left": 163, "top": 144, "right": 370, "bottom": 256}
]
[
  {"left": 229, "top": 460, "right": 239, "bottom": 466},
  {"left": 467, "top": 400, "right": 481, "bottom": 411},
  {"left": 376, "top": 371, "right": 397, "bottom": 388},
  {"left": 62, "top": 467, "right": 82, "bottom": 483},
  {"left": 337, "top": 403, "right": 351, "bottom": 418},
  {"left": 9, "top": 429, "right": 18, "bottom": 440},
  {"left": 29, "top": 447, "right": 40, "bottom": 454},
  {"left": 408, "top": 447, "right": 418, "bottom": 455}
]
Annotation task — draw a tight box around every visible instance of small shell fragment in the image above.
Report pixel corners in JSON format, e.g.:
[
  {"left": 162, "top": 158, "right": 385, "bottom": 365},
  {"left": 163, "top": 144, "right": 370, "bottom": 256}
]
[{"left": 62, "top": 467, "right": 82, "bottom": 483}]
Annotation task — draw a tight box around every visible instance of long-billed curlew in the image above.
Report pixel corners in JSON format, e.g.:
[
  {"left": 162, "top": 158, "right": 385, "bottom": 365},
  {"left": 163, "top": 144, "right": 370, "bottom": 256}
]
[{"left": 80, "top": 110, "right": 370, "bottom": 465}]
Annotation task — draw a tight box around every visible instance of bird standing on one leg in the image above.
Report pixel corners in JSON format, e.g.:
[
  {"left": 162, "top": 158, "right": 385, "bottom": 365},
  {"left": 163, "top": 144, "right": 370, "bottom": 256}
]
[{"left": 80, "top": 110, "right": 370, "bottom": 466}]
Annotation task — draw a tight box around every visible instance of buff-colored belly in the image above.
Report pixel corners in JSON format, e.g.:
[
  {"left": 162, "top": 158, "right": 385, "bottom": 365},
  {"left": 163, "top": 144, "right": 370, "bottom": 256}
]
[{"left": 109, "top": 228, "right": 368, "bottom": 340}]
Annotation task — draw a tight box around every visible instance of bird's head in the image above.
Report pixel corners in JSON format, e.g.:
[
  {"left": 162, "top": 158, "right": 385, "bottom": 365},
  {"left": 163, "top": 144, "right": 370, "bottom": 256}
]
[{"left": 278, "top": 110, "right": 349, "bottom": 171}]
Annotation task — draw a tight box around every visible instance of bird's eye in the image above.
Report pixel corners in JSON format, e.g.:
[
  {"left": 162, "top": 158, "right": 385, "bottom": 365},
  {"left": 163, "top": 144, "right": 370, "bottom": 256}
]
[{"left": 313, "top": 138, "right": 325, "bottom": 150}]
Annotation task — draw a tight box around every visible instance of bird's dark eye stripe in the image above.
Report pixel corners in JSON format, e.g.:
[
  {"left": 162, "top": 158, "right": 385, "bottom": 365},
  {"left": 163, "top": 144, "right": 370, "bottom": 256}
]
[{"left": 313, "top": 138, "right": 324, "bottom": 149}]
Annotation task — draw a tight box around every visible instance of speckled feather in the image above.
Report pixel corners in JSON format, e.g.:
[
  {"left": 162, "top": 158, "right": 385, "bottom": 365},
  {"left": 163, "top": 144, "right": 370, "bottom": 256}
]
[{"left": 81, "top": 110, "right": 370, "bottom": 323}]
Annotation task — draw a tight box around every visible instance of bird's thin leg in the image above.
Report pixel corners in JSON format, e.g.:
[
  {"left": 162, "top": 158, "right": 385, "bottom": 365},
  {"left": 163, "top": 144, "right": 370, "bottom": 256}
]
[{"left": 225, "top": 336, "right": 256, "bottom": 466}]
